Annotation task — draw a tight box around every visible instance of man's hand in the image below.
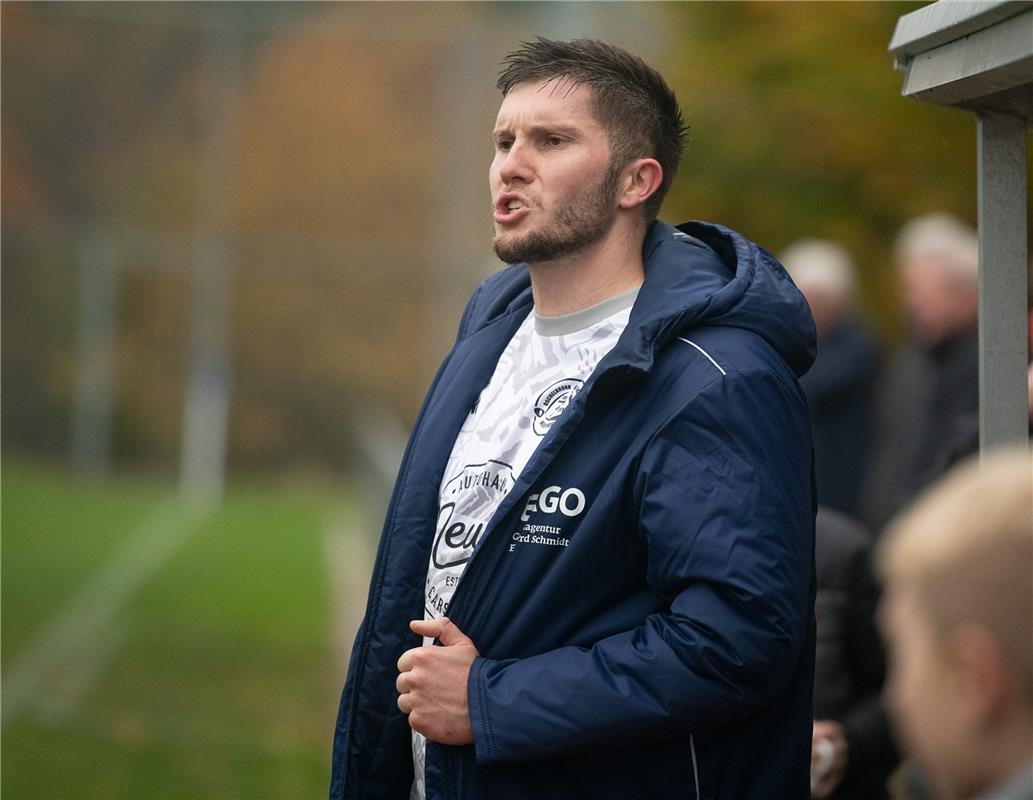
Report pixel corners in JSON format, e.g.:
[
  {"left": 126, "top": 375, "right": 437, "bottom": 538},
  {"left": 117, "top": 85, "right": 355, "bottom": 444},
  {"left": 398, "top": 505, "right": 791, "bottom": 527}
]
[
  {"left": 810, "top": 719, "right": 848, "bottom": 799},
  {"left": 396, "top": 617, "right": 479, "bottom": 745}
]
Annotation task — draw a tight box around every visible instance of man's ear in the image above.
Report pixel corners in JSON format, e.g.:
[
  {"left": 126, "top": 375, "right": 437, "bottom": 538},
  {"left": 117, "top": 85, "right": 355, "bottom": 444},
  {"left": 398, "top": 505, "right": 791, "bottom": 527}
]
[
  {"left": 948, "top": 624, "right": 1012, "bottom": 728},
  {"left": 618, "top": 158, "right": 663, "bottom": 211}
]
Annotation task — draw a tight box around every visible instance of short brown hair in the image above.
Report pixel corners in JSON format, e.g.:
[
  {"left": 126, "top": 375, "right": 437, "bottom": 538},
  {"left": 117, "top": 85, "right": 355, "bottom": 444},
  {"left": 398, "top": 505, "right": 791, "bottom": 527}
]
[{"left": 498, "top": 38, "right": 688, "bottom": 223}]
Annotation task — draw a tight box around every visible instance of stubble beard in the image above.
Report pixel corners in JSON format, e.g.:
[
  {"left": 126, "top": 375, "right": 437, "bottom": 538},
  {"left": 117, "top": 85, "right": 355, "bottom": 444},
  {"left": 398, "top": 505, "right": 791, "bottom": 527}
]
[{"left": 493, "top": 160, "right": 623, "bottom": 266}]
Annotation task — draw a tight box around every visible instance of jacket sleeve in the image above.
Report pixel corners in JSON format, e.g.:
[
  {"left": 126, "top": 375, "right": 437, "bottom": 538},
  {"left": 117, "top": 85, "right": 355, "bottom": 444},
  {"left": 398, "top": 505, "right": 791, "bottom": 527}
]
[{"left": 466, "top": 368, "right": 815, "bottom": 763}]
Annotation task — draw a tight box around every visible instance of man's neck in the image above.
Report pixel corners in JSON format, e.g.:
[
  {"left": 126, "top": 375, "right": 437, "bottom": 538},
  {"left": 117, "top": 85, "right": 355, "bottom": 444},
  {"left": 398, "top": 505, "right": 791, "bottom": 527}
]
[{"left": 528, "top": 222, "right": 647, "bottom": 317}]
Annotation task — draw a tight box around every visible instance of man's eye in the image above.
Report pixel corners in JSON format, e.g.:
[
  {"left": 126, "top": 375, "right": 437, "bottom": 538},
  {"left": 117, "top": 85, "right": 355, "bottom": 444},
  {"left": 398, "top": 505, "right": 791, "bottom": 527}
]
[
  {"left": 544, "top": 136, "right": 564, "bottom": 147},
  {"left": 496, "top": 140, "right": 513, "bottom": 152}
]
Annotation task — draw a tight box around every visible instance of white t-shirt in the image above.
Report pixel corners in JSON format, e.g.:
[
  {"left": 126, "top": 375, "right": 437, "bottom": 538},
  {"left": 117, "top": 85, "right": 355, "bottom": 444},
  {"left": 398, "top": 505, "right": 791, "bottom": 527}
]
[{"left": 410, "top": 285, "right": 639, "bottom": 800}]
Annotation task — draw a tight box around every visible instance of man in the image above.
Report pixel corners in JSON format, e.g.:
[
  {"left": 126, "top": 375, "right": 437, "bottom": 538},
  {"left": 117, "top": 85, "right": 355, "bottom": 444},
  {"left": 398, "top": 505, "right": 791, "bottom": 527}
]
[
  {"left": 864, "top": 213, "right": 980, "bottom": 530},
  {"left": 780, "top": 240, "right": 879, "bottom": 518},
  {"left": 330, "top": 38, "right": 817, "bottom": 799},
  {"left": 877, "top": 449, "right": 1033, "bottom": 800}
]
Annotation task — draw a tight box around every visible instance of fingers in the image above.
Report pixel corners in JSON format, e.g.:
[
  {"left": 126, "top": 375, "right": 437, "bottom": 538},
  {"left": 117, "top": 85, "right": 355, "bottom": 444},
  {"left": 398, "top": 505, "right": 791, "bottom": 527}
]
[
  {"left": 812, "top": 781, "right": 833, "bottom": 800},
  {"left": 397, "top": 646, "right": 420, "bottom": 673},
  {"left": 397, "top": 690, "right": 413, "bottom": 716},
  {"left": 436, "top": 618, "right": 474, "bottom": 647},
  {"left": 410, "top": 618, "right": 445, "bottom": 639},
  {"left": 409, "top": 617, "right": 474, "bottom": 648},
  {"left": 396, "top": 657, "right": 412, "bottom": 716},
  {"left": 397, "top": 618, "right": 476, "bottom": 729},
  {"left": 396, "top": 667, "right": 414, "bottom": 716}
]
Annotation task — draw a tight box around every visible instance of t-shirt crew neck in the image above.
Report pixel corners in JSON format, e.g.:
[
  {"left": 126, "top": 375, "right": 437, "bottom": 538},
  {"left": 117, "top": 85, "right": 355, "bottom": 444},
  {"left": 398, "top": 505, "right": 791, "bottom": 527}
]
[{"left": 533, "top": 284, "right": 641, "bottom": 336}]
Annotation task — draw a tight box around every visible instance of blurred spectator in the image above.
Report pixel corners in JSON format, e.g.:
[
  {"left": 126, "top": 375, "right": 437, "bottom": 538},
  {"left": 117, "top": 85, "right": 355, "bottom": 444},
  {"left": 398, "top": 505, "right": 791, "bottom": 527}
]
[
  {"left": 781, "top": 240, "right": 879, "bottom": 517},
  {"left": 811, "top": 507, "right": 898, "bottom": 799},
  {"left": 863, "top": 213, "right": 980, "bottom": 530},
  {"left": 876, "top": 449, "right": 1033, "bottom": 800}
]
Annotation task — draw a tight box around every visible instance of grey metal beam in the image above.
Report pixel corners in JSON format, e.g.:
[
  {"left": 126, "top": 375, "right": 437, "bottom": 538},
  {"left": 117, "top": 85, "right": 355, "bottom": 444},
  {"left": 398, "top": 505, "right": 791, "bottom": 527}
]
[
  {"left": 890, "top": 1, "right": 1029, "bottom": 59},
  {"left": 898, "top": 8, "right": 1033, "bottom": 110},
  {"left": 976, "top": 112, "right": 1029, "bottom": 455}
]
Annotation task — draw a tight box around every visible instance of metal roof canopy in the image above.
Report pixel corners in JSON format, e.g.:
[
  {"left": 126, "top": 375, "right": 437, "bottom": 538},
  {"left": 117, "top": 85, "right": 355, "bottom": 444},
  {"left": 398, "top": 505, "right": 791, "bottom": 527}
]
[{"left": 890, "top": 0, "right": 1032, "bottom": 455}]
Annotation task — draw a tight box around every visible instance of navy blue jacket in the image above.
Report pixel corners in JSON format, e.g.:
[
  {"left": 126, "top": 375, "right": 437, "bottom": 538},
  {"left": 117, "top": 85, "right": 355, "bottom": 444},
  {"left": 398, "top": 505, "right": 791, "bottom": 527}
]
[{"left": 330, "top": 221, "right": 817, "bottom": 800}]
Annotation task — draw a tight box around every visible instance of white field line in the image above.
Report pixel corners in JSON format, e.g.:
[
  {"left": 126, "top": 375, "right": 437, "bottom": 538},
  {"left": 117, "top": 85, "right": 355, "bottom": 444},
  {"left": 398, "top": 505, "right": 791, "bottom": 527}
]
[
  {"left": 2, "top": 499, "right": 210, "bottom": 729},
  {"left": 323, "top": 516, "right": 374, "bottom": 679},
  {"left": 34, "top": 620, "right": 126, "bottom": 725}
]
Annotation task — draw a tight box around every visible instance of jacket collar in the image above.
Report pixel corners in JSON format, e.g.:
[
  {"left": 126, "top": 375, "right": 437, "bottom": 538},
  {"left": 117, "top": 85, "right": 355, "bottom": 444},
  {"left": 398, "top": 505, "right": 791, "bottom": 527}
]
[{"left": 474, "top": 219, "right": 815, "bottom": 379}]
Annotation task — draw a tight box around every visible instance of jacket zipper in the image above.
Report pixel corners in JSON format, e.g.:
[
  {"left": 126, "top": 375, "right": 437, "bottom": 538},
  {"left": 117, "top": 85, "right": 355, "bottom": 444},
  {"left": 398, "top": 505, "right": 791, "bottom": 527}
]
[{"left": 690, "top": 734, "right": 701, "bottom": 800}]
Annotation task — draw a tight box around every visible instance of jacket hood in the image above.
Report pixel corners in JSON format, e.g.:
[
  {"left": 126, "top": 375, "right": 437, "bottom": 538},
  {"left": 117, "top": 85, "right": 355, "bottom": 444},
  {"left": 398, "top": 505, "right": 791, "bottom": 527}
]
[
  {"left": 476, "top": 219, "right": 816, "bottom": 378},
  {"left": 630, "top": 220, "right": 816, "bottom": 377}
]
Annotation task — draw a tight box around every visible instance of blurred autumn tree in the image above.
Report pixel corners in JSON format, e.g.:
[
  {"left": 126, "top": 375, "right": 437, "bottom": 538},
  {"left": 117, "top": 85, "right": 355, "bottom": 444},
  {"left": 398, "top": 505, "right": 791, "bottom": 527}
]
[
  {"left": 660, "top": 1, "right": 977, "bottom": 334},
  {"left": 2, "top": 3, "right": 485, "bottom": 472},
  {"left": 2, "top": 2, "right": 997, "bottom": 475},
  {"left": 2, "top": 4, "right": 204, "bottom": 461}
]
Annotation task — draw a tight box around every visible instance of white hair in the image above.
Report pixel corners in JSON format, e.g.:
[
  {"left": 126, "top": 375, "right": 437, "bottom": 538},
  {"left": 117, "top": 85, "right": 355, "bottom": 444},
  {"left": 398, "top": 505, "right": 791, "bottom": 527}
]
[
  {"left": 894, "top": 212, "right": 979, "bottom": 283},
  {"left": 779, "top": 239, "right": 857, "bottom": 302}
]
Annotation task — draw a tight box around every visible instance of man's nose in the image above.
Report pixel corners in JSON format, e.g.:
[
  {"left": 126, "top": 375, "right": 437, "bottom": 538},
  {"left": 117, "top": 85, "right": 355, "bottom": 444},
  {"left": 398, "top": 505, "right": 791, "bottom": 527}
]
[{"left": 498, "top": 142, "right": 534, "bottom": 185}]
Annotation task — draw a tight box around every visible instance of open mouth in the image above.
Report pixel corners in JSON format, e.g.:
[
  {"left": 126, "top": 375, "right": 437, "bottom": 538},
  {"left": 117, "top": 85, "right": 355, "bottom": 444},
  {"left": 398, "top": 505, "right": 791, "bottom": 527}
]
[{"left": 494, "top": 195, "right": 530, "bottom": 225}]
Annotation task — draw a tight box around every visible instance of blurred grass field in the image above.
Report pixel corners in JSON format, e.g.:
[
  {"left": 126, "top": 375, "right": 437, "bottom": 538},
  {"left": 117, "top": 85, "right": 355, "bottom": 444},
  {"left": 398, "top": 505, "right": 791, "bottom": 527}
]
[{"left": 2, "top": 459, "right": 373, "bottom": 799}]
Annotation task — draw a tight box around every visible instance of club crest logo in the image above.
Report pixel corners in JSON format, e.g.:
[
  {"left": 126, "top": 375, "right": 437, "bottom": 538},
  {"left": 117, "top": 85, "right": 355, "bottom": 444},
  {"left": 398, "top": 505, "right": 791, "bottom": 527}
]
[
  {"left": 433, "top": 460, "right": 514, "bottom": 568},
  {"left": 532, "top": 378, "right": 583, "bottom": 436}
]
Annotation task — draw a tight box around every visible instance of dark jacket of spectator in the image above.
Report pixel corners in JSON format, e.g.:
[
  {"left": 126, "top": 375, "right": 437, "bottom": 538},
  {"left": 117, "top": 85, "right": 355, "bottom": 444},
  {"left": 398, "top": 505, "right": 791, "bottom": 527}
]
[
  {"left": 864, "top": 326, "right": 979, "bottom": 530},
  {"left": 814, "top": 507, "right": 898, "bottom": 799},
  {"left": 911, "top": 328, "right": 980, "bottom": 488},
  {"left": 801, "top": 317, "right": 879, "bottom": 517}
]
